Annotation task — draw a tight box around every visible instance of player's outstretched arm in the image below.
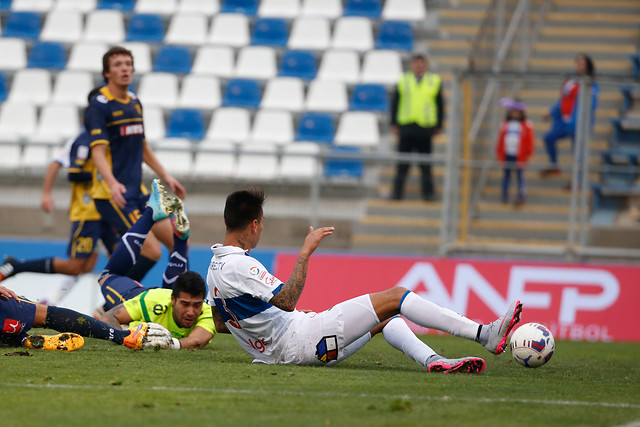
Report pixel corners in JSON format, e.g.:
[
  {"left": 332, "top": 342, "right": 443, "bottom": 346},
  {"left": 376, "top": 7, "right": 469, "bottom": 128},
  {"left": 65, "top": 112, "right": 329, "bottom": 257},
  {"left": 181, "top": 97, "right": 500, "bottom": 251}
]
[
  {"left": 270, "top": 226, "right": 334, "bottom": 311},
  {"left": 41, "top": 161, "right": 62, "bottom": 212},
  {"left": 179, "top": 326, "right": 214, "bottom": 350},
  {"left": 142, "top": 141, "right": 186, "bottom": 199}
]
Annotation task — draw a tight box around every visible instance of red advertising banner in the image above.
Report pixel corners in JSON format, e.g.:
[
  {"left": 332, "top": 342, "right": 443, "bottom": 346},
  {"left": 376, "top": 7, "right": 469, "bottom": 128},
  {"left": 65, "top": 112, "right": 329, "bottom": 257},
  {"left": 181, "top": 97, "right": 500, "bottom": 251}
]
[{"left": 274, "top": 254, "right": 640, "bottom": 342}]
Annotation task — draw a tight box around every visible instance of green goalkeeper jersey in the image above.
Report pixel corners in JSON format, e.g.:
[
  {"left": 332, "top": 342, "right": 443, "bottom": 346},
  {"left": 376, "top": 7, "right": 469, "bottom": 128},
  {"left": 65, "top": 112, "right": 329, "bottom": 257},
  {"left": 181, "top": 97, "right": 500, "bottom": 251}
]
[{"left": 124, "top": 288, "right": 215, "bottom": 339}]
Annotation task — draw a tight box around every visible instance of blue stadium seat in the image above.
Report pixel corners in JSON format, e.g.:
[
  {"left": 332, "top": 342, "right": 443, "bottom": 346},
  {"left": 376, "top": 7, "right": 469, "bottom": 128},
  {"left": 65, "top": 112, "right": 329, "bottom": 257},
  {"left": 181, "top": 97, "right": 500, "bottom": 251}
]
[
  {"left": 324, "top": 146, "right": 364, "bottom": 179},
  {"left": 2, "top": 11, "right": 41, "bottom": 40},
  {"left": 590, "top": 183, "right": 623, "bottom": 226},
  {"left": 600, "top": 151, "right": 639, "bottom": 190},
  {"left": 97, "top": 0, "right": 135, "bottom": 11},
  {"left": 0, "top": 73, "right": 7, "bottom": 102},
  {"left": 27, "top": 42, "right": 66, "bottom": 70},
  {"left": 279, "top": 50, "right": 317, "bottom": 80},
  {"left": 222, "top": 79, "right": 261, "bottom": 108},
  {"left": 375, "top": 21, "right": 413, "bottom": 51},
  {"left": 295, "top": 112, "right": 335, "bottom": 144},
  {"left": 167, "top": 109, "right": 205, "bottom": 140},
  {"left": 0, "top": 0, "right": 11, "bottom": 11},
  {"left": 349, "top": 84, "right": 389, "bottom": 113},
  {"left": 221, "top": 0, "right": 258, "bottom": 15},
  {"left": 153, "top": 46, "right": 192, "bottom": 74},
  {"left": 251, "top": 18, "right": 288, "bottom": 47},
  {"left": 344, "top": 0, "right": 381, "bottom": 18},
  {"left": 126, "top": 14, "right": 165, "bottom": 42},
  {"left": 610, "top": 118, "right": 640, "bottom": 155}
]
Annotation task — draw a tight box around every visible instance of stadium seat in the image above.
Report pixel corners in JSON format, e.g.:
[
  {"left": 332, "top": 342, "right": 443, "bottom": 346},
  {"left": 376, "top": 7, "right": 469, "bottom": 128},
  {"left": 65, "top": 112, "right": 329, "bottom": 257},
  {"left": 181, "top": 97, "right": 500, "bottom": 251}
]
[
  {"left": 295, "top": 112, "right": 334, "bottom": 143},
  {"left": 0, "top": 38, "right": 27, "bottom": 71},
  {"left": 220, "top": 0, "right": 257, "bottom": 15},
  {"left": 165, "top": 13, "right": 208, "bottom": 46},
  {"left": 334, "top": 111, "right": 379, "bottom": 147},
  {"left": 235, "top": 46, "right": 277, "bottom": 80},
  {"left": 135, "top": 0, "right": 177, "bottom": 15},
  {"left": 280, "top": 142, "right": 322, "bottom": 180},
  {"left": 317, "top": 49, "right": 360, "bottom": 84},
  {"left": 12, "top": 0, "right": 52, "bottom": 11},
  {"left": 349, "top": 84, "right": 389, "bottom": 112},
  {"left": 0, "top": 0, "right": 9, "bottom": 10},
  {"left": 192, "top": 45, "right": 235, "bottom": 77},
  {"left": 279, "top": 50, "right": 317, "bottom": 80},
  {"left": 137, "top": 73, "right": 179, "bottom": 108},
  {"left": 178, "top": 0, "right": 219, "bottom": 16},
  {"left": 381, "top": 0, "right": 427, "bottom": 21},
  {"left": 0, "top": 103, "right": 38, "bottom": 141},
  {"left": 376, "top": 21, "right": 413, "bottom": 51},
  {"left": 2, "top": 11, "right": 41, "bottom": 40},
  {"left": 251, "top": 17, "right": 288, "bottom": 47},
  {"left": 209, "top": 13, "right": 250, "bottom": 47},
  {"left": 600, "top": 151, "right": 639, "bottom": 190},
  {"left": 154, "top": 140, "right": 194, "bottom": 177},
  {"left": 40, "top": 10, "right": 83, "bottom": 43},
  {"left": 120, "top": 42, "right": 152, "bottom": 73},
  {"left": 8, "top": 68, "right": 52, "bottom": 106},
  {"left": 360, "top": 50, "right": 402, "bottom": 85},
  {"left": 153, "top": 45, "right": 192, "bottom": 74},
  {"left": 142, "top": 106, "right": 165, "bottom": 143},
  {"left": 30, "top": 104, "right": 80, "bottom": 145},
  {"left": 178, "top": 75, "right": 221, "bottom": 110},
  {"left": 331, "top": 17, "right": 373, "bottom": 52},
  {"left": 54, "top": 0, "right": 97, "bottom": 13},
  {"left": 97, "top": 0, "right": 134, "bottom": 11},
  {"left": 27, "top": 42, "right": 66, "bottom": 70},
  {"left": 166, "top": 109, "right": 205, "bottom": 140},
  {"left": 126, "top": 14, "right": 164, "bottom": 42},
  {"left": 344, "top": 0, "right": 381, "bottom": 18},
  {"left": 300, "top": 0, "right": 342, "bottom": 18},
  {"left": 288, "top": 17, "right": 330, "bottom": 51},
  {"left": 0, "top": 144, "right": 22, "bottom": 170},
  {"left": 222, "top": 78, "right": 261, "bottom": 108},
  {"left": 250, "top": 110, "right": 294, "bottom": 145},
  {"left": 258, "top": 0, "right": 298, "bottom": 18},
  {"left": 305, "top": 80, "right": 348, "bottom": 113},
  {"left": 51, "top": 70, "right": 94, "bottom": 107},
  {"left": 21, "top": 145, "right": 52, "bottom": 170},
  {"left": 193, "top": 141, "right": 237, "bottom": 179},
  {"left": 83, "top": 10, "right": 125, "bottom": 43},
  {"left": 324, "top": 146, "right": 363, "bottom": 179},
  {"left": 236, "top": 143, "right": 278, "bottom": 181},
  {"left": 67, "top": 42, "right": 107, "bottom": 72},
  {"left": 0, "top": 73, "right": 7, "bottom": 102},
  {"left": 205, "top": 107, "right": 251, "bottom": 143},
  {"left": 261, "top": 77, "right": 304, "bottom": 112}
]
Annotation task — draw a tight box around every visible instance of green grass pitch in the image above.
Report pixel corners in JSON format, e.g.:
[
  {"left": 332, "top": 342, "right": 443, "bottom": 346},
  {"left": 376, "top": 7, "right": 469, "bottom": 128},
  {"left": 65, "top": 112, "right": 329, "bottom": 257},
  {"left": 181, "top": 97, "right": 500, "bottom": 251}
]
[{"left": 1, "top": 332, "right": 639, "bottom": 427}]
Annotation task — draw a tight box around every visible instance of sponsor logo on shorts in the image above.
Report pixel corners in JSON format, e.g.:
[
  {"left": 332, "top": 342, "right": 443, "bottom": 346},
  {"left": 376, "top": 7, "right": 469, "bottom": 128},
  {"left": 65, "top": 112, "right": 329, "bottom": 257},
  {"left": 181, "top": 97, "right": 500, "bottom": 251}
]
[{"left": 3, "top": 318, "right": 22, "bottom": 334}]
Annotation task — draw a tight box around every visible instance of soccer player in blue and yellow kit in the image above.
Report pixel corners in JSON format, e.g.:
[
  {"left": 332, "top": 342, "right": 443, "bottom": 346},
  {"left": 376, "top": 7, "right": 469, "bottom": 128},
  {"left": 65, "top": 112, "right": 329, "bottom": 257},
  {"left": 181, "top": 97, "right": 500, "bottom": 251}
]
[{"left": 87, "top": 46, "right": 186, "bottom": 281}]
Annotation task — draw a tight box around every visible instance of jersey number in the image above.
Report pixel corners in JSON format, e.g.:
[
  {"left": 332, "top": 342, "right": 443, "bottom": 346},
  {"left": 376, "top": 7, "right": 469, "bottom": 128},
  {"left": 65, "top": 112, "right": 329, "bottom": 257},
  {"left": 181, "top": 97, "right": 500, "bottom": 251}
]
[
  {"left": 214, "top": 287, "right": 242, "bottom": 330},
  {"left": 75, "top": 237, "right": 94, "bottom": 254}
]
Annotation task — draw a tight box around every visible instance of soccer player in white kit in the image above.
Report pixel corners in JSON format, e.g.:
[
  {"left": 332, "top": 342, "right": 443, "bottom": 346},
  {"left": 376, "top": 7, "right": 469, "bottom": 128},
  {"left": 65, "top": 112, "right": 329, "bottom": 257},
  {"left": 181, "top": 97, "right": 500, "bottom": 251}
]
[{"left": 207, "top": 189, "right": 523, "bottom": 373}]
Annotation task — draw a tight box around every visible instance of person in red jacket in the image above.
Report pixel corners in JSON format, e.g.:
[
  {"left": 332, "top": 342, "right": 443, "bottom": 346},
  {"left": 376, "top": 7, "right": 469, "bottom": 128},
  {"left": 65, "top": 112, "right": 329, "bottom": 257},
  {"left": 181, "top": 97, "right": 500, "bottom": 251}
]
[{"left": 496, "top": 98, "right": 534, "bottom": 206}]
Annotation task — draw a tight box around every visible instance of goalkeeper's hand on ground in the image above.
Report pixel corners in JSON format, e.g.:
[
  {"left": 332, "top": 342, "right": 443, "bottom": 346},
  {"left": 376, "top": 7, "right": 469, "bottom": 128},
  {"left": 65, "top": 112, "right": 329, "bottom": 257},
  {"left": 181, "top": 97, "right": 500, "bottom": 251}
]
[{"left": 143, "top": 322, "right": 181, "bottom": 350}]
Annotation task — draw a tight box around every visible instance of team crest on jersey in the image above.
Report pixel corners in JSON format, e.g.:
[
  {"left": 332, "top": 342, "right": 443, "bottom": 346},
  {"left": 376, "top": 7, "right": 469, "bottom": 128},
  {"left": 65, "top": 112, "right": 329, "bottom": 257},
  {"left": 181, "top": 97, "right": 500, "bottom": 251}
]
[
  {"left": 120, "top": 123, "right": 144, "bottom": 136},
  {"left": 77, "top": 145, "right": 89, "bottom": 160},
  {"left": 96, "top": 94, "right": 108, "bottom": 104},
  {"left": 316, "top": 335, "right": 338, "bottom": 363}
]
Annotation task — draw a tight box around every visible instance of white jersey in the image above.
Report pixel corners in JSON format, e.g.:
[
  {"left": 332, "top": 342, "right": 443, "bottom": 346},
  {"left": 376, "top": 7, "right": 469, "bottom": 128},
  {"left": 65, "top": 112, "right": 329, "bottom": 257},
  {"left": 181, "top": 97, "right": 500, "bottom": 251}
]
[
  {"left": 206, "top": 244, "right": 306, "bottom": 363},
  {"left": 504, "top": 120, "right": 522, "bottom": 156}
]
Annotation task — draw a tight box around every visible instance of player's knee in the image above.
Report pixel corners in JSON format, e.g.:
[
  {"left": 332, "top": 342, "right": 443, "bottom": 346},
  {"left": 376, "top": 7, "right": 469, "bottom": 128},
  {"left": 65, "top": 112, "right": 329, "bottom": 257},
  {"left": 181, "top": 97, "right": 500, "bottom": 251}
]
[{"left": 384, "top": 286, "right": 409, "bottom": 305}]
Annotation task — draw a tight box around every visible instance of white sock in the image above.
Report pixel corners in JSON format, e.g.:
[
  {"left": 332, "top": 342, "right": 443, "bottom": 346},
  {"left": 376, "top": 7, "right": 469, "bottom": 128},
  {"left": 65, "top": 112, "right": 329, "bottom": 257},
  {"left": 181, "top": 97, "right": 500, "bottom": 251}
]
[
  {"left": 382, "top": 316, "right": 436, "bottom": 367},
  {"left": 399, "top": 291, "right": 480, "bottom": 341}
]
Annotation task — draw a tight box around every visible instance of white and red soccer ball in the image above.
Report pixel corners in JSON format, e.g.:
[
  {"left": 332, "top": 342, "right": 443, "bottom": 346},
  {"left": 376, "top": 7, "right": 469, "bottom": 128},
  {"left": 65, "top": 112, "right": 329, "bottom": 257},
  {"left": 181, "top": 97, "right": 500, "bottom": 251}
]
[{"left": 510, "top": 322, "right": 555, "bottom": 368}]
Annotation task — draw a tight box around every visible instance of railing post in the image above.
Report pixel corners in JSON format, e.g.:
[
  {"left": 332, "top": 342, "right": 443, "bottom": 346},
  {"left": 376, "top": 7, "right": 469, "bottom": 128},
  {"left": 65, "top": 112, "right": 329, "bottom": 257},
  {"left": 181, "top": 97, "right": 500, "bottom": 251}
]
[{"left": 578, "top": 82, "right": 594, "bottom": 250}]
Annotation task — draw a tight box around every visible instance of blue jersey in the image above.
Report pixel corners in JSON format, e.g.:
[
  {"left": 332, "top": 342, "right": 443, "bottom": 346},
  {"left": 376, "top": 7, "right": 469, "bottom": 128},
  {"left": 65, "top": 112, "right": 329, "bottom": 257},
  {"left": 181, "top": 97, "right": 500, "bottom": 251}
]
[
  {"left": 68, "top": 130, "right": 101, "bottom": 222},
  {"left": 86, "top": 86, "right": 146, "bottom": 202}
]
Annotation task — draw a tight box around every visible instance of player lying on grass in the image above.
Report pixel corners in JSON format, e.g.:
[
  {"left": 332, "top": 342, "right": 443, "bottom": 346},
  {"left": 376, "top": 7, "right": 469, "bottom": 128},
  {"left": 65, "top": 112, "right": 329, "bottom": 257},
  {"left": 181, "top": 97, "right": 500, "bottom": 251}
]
[
  {"left": 97, "top": 180, "right": 216, "bottom": 350},
  {"left": 207, "top": 188, "right": 523, "bottom": 373},
  {"left": 0, "top": 284, "right": 147, "bottom": 352}
]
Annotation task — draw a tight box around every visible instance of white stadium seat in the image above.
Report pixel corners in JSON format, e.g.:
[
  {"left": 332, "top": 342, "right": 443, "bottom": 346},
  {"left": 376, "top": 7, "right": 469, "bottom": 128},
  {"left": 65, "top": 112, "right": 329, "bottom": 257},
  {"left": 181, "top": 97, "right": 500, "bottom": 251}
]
[
  {"left": 331, "top": 17, "right": 374, "bottom": 52},
  {"left": 0, "top": 38, "right": 27, "bottom": 71},
  {"left": 137, "top": 73, "right": 178, "bottom": 109},
  {"left": 288, "top": 17, "right": 330, "bottom": 51},
  {"left": 360, "top": 50, "right": 403, "bottom": 85},
  {"left": 178, "top": 0, "right": 220, "bottom": 16},
  {"left": 235, "top": 46, "right": 277, "bottom": 80},
  {"left": 30, "top": 104, "right": 80, "bottom": 145},
  {"left": 305, "top": 80, "right": 347, "bottom": 112},
  {"left": 236, "top": 143, "right": 278, "bottom": 181},
  {"left": 250, "top": 110, "right": 293, "bottom": 145},
  {"left": 382, "top": 0, "right": 427, "bottom": 22},
  {"left": 165, "top": 13, "right": 208, "bottom": 46},
  {"left": 83, "top": 10, "right": 125, "bottom": 43},
  {"left": 317, "top": 49, "right": 360, "bottom": 84},
  {"left": 334, "top": 111, "right": 379, "bottom": 147},
  {"left": 261, "top": 77, "right": 304, "bottom": 112},
  {"left": 300, "top": 0, "right": 342, "bottom": 19},
  {"left": 280, "top": 142, "right": 321, "bottom": 180},
  {"left": 192, "top": 45, "right": 235, "bottom": 77},
  {"left": 67, "top": 42, "right": 108, "bottom": 73},
  {"left": 12, "top": 0, "right": 53, "bottom": 12},
  {"left": 209, "top": 14, "right": 250, "bottom": 48},
  {"left": 52, "top": 71, "right": 94, "bottom": 107},
  {"left": 0, "top": 103, "right": 38, "bottom": 142},
  {"left": 21, "top": 145, "right": 52, "bottom": 169},
  {"left": 178, "top": 75, "right": 221, "bottom": 110},
  {"left": 8, "top": 69, "right": 52, "bottom": 107},
  {"left": 40, "top": 10, "right": 83, "bottom": 43},
  {"left": 193, "top": 141, "right": 236, "bottom": 179},
  {"left": 135, "top": 0, "right": 178, "bottom": 15},
  {"left": 206, "top": 107, "right": 251, "bottom": 143},
  {"left": 0, "top": 144, "right": 22, "bottom": 170},
  {"left": 54, "top": 0, "right": 97, "bottom": 12},
  {"left": 120, "top": 42, "right": 153, "bottom": 74},
  {"left": 258, "top": 0, "right": 299, "bottom": 18},
  {"left": 154, "top": 150, "right": 193, "bottom": 177},
  {"left": 141, "top": 106, "right": 166, "bottom": 144}
]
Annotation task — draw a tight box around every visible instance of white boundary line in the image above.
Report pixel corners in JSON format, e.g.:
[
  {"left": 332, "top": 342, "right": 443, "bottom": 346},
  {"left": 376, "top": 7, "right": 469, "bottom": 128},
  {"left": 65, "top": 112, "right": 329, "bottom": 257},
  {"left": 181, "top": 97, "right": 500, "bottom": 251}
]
[{"left": 1, "top": 382, "right": 639, "bottom": 409}]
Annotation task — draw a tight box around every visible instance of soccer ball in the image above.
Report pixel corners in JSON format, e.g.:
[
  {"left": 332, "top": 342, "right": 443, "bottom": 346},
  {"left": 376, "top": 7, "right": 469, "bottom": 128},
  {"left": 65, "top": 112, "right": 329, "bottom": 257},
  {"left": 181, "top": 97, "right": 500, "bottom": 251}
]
[{"left": 510, "top": 323, "right": 555, "bottom": 368}]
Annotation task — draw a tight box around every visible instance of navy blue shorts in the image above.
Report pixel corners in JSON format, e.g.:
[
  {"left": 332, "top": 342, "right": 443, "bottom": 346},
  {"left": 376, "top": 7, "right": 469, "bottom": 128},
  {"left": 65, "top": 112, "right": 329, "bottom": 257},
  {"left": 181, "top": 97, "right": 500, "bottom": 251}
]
[
  {"left": 101, "top": 275, "right": 146, "bottom": 311},
  {"left": 94, "top": 194, "right": 149, "bottom": 235},
  {"left": 0, "top": 297, "right": 37, "bottom": 346},
  {"left": 66, "top": 220, "right": 120, "bottom": 258}
]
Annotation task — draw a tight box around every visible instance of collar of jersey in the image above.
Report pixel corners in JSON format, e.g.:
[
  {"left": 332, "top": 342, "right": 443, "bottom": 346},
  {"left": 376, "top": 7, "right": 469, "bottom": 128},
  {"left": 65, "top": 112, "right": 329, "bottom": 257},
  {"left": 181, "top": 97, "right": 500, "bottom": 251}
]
[
  {"left": 211, "top": 243, "right": 248, "bottom": 256},
  {"left": 100, "top": 86, "right": 132, "bottom": 104}
]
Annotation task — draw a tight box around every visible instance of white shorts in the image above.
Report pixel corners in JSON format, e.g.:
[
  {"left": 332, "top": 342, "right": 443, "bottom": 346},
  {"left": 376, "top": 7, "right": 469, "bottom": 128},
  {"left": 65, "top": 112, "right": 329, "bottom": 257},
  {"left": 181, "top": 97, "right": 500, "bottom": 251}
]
[{"left": 275, "top": 295, "right": 380, "bottom": 366}]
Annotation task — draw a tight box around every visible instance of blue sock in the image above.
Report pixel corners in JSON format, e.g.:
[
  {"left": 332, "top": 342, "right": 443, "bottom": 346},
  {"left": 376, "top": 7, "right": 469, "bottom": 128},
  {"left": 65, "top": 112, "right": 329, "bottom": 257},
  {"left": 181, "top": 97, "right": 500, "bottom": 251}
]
[
  {"left": 10, "top": 257, "right": 55, "bottom": 275},
  {"left": 162, "top": 235, "right": 188, "bottom": 289},
  {"left": 45, "top": 306, "right": 129, "bottom": 345}
]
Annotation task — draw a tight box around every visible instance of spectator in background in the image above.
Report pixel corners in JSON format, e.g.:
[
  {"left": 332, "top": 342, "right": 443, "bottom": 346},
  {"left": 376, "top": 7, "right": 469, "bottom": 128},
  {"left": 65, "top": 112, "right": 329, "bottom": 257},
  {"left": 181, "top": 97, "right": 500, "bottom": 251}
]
[
  {"left": 495, "top": 98, "right": 534, "bottom": 207},
  {"left": 541, "top": 53, "right": 599, "bottom": 177},
  {"left": 390, "top": 54, "right": 444, "bottom": 201}
]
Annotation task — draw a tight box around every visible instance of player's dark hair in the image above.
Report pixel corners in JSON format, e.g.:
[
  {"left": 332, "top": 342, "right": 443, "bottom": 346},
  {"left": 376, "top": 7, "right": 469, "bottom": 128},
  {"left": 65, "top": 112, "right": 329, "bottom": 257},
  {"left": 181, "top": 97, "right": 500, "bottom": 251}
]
[
  {"left": 172, "top": 271, "right": 206, "bottom": 299},
  {"left": 411, "top": 54, "right": 426, "bottom": 61},
  {"left": 102, "top": 46, "right": 134, "bottom": 84},
  {"left": 224, "top": 188, "right": 266, "bottom": 231}
]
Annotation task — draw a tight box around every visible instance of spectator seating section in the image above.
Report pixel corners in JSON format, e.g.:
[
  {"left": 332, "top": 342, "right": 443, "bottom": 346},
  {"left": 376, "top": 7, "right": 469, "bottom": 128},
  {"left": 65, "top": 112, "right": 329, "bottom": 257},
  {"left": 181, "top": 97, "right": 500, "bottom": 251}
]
[
  {"left": 178, "top": 0, "right": 220, "bottom": 16},
  {"left": 288, "top": 17, "right": 330, "bottom": 50},
  {"left": 8, "top": 68, "right": 51, "bottom": 106},
  {"left": 317, "top": 49, "right": 360, "bottom": 84},
  {"left": 344, "top": 0, "right": 381, "bottom": 18},
  {"left": 250, "top": 109, "right": 294, "bottom": 145},
  {"left": 258, "top": 0, "right": 299, "bottom": 18},
  {"left": 334, "top": 111, "right": 379, "bottom": 147},
  {"left": 280, "top": 142, "right": 322, "bottom": 180},
  {"left": 153, "top": 45, "right": 192, "bottom": 74},
  {"left": 209, "top": 13, "right": 250, "bottom": 47},
  {"left": 97, "top": 0, "right": 135, "bottom": 11},
  {"left": 295, "top": 112, "right": 334, "bottom": 143},
  {"left": 30, "top": 104, "right": 80, "bottom": 144},
  {"left": 236, "top": 142, "right": 279, "bottom": 180},
  {"left": 235, "top": 46, "right": 277, "bottom": 79},
  {"left": 349, "top": 84, "right": 389, "bottom": 112},
  {"left": 0, "top": 103, "right": 37, "bottom": 141},
  {"left": 142, "top": 106, "right": 166, "bottom": 143},
  {"left": 178, "top": 74, "right": 221, "bottom": 109},
  {"left": 0, "top": 38, "right": 27, "bottom": 70},
  {"left": 193, "top": 141, "right": 236, "bottom": 178},
  {"left": 331, "top": 17, "right": 373, "bottom": 52},
  {"left": 305, "top": 80, "right": 348, "bottom": 112},
  {"left": 221, "top": 0, "right": 258, "bottom": 16},
  {"left": 84, "top": 9, "right": 125, "bottom": 43},
  {"left": 40, "top": 10, "right": 83, "bottom": 42},
  {"left": 222, "top": 78, "right": 261, "bottom": 108},
  {"left": 381, "top": 0, "right": 426, "bottom": 22},
  {"left": 324, "top": 146, "right": 364, "bottom": 179},
  {"left": 51, "top": 70, "right": 94, "bottom": 106},
  {"left": 192, "top": 45, "right": 235, "bottom": 77},
  {"left": 135, "top": 0, "right": 177, "bottom": 15},
  {"left": 206, "top": 107, "right": 251, "bottom": 142},
  {"left": 0, "top": 74, "right": 7, "bottom": 102},
  {"left": 376, "top": 20, "right": 413, "bottom": 51},
  {"left": 55, "top": 0, "right": 98, "bottom": 13},
  {"left": 121, "top": 42, "right": 152, "bottom": 73},
  {"left": 138, "top": 72, "right": 179, "bottom": 108},
  {"left": 12, "top": 0, "right": 54, "bottom": 12},
  {"left": 261, "top": 77, "right": 304, "bottom": 111},
  {"left": 67, "top": 42, "right": 107, "bottom": 72},
  {"left": 301, "top": 0, "right": 342, "bottom": 19}
]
